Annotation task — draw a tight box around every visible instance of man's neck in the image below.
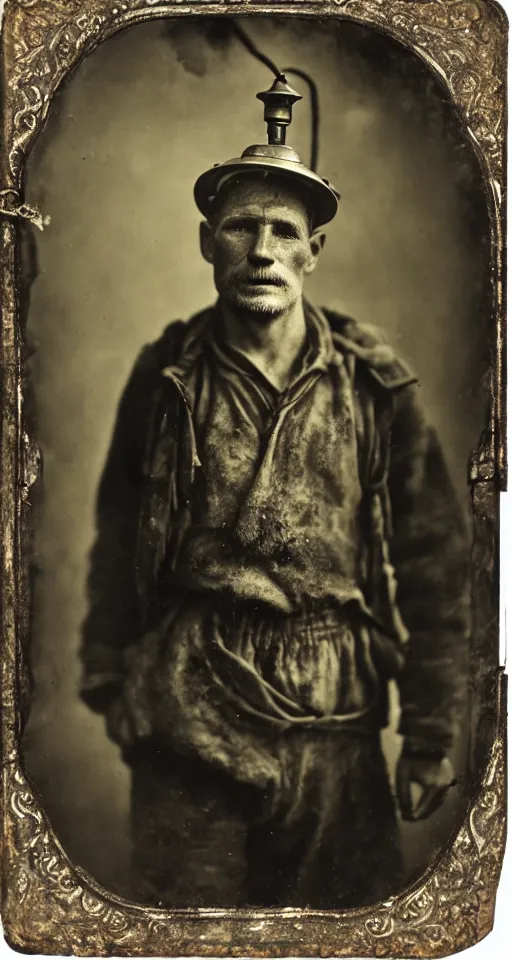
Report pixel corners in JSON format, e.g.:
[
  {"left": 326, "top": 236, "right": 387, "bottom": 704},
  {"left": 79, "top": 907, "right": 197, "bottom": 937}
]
[{"left": 218, "top": 299, "right": 307, "bottom": 392}]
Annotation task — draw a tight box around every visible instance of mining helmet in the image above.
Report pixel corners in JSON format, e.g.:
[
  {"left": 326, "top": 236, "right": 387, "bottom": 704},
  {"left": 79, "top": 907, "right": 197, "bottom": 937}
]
[{"left": 194, "top": 75, "right": 340, "bottom": 229}]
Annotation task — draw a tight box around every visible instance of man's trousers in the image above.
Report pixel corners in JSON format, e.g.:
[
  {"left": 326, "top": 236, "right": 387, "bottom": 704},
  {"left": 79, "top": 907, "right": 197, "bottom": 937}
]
[{"left": 130, "top": 729, "right": 403, "bottom": 909}]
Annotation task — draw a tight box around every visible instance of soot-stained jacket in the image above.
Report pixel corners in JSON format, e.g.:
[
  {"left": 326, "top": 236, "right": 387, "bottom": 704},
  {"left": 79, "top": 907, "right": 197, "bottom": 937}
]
[{"left": 80, "top": 303, "right": 470, "bottom": 762}]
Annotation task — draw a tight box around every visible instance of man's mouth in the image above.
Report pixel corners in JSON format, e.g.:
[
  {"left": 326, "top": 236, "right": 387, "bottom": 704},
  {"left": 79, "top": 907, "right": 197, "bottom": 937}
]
[{"left": 241, "top": 275, "right": 286, "bottom": 287}]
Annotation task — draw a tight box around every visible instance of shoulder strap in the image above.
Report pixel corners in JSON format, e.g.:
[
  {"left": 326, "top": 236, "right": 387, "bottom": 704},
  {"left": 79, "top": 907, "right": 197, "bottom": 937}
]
[
  {"left": 323, "top": 309, "right": 410, "bottom": 644},
  {"left": 323, "top": 308, "right": 418, "bottom": 391}
]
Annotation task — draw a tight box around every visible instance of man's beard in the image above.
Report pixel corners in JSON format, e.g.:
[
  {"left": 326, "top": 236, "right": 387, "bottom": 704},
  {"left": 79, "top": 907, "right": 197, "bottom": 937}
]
[{"left": 224, "top": 275, "right": 292, "bottom": 322}]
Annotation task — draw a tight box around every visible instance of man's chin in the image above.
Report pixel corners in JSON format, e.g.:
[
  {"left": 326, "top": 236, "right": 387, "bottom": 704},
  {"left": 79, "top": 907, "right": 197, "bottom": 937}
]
[{"left": 228, "top": 292, "right": 286, "bottom": 320}]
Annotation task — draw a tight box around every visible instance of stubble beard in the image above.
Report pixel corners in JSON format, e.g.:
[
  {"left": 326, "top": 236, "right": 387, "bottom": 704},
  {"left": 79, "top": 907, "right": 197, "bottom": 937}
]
[
  {"left": 231, "top": 297, "right": 282, "bottom": 323},
  {"left": 224, "top": 281, "right": 295, "bottom": 325}
]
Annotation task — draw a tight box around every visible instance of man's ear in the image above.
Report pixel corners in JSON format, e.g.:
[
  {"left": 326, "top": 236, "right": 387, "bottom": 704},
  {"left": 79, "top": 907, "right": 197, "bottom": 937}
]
[
  {"left": 304, "top": 230, "right": 326, "bottom": 275},
  {"left": 200, "top": 220, "right": 214, "bottom": 265}
]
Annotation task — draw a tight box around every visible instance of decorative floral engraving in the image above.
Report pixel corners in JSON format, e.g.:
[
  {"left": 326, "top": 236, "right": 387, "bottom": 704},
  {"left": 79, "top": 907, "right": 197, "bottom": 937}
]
[
  {"left": 2, "top": 723, "right": 506, "bottom": 955},
  {"left": 362, "top": 726, "right": 506, "bottom": 955},
  {"left": 5, "top": 0, "right": 108, "bottom": 179},
  {"left": 1, "top": 1, "right": 506, "bottom": 191},
  {"left": 0, "top": 0, "right": 506, "bottom": 955}
]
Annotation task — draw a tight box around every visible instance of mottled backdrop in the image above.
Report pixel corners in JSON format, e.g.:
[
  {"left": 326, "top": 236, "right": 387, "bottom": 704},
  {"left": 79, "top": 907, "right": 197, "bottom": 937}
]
[{"left": 22, "top": 16, "right": 490, "bottom": 898}]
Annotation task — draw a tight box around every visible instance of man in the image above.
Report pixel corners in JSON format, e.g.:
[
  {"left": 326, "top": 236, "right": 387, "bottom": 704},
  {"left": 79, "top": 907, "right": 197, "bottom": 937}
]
[{"left": 80, "top": 77, "right": 469, "bottom": 909}]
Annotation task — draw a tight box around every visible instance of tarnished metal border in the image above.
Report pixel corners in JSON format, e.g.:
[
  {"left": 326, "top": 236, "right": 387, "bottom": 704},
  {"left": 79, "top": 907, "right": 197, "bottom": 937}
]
[{"left": 0, "top": 1, "right": 507, "bottom": 955}]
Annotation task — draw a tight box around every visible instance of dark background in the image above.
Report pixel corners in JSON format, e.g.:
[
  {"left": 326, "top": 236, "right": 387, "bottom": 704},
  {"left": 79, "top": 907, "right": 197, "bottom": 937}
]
[{"left": 21, "top": 15, "right": 490, "bottom": 898}]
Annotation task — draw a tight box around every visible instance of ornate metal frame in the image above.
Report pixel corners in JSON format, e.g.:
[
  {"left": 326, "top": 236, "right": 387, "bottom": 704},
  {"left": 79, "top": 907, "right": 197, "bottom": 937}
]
[{"left": 0, "top": 0, "right": 507, "bottom": 955}]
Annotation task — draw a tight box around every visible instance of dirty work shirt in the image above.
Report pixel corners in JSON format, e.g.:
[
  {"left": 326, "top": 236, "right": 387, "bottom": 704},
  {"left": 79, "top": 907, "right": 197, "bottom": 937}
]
[
  {"left": 126, "top": 304, "right": 401, "bottom": 908},
  {"left": 177, "top": 302, "right": 367, "bottom": 615},
  {"left": 169, "top": 302, "right": 382, "bottom": 723}
]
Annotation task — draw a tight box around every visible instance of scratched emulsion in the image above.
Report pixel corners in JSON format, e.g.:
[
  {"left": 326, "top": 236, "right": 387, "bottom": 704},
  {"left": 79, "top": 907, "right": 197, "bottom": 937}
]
[{"left": 21, "top": 17, "right": 489, "bottom": 897}]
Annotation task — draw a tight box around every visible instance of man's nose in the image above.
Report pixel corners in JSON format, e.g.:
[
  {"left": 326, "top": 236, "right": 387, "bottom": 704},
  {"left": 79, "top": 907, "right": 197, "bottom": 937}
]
[{"left": 247, "top": 225, "right": 274, "bottom": 266}]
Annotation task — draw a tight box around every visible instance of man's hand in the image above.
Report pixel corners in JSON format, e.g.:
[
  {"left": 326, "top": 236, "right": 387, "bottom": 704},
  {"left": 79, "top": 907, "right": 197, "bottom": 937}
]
[
  {"left": 396, "top": 749, "right": 457, "bottom": 821},
  {"left": 104, "top": 631, "right": 163, "bottom": 749},
  {"left": 105, "top": 694, "right": 137, "bottom": 749}
]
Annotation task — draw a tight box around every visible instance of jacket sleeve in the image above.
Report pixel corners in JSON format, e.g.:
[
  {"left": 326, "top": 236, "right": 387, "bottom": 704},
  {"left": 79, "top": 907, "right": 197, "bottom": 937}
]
[
  {"left": 387, "top": 384, "right": 471, "bottom": 755},
  {"left": 79, "top": 335, "right": 172, "bottom": 714}
]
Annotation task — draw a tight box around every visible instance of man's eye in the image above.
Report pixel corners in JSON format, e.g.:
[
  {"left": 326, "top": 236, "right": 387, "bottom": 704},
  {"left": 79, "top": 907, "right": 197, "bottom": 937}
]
[
  {"left": 274, "top": 226, "right": 299, "bottom": 240},
  {"left": 225, "top": 222, "right": 251, "bottom": 234}
]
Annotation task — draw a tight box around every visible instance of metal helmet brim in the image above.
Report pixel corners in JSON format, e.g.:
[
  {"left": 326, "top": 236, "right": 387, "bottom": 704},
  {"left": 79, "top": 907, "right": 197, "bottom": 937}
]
[{"left": 194, "top": 152, "right": 339, "bottom": 229}]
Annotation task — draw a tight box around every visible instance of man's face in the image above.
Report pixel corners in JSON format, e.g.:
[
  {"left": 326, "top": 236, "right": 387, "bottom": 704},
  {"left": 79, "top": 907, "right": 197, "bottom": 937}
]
[{"left": 200, "top": 177, "right": 325, "bottom": 320}]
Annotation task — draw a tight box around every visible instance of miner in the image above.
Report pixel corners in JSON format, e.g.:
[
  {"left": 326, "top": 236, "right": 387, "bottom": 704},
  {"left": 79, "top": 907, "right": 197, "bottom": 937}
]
[{"left": 80, "top": 76, "right": 469, "bottom": 908}]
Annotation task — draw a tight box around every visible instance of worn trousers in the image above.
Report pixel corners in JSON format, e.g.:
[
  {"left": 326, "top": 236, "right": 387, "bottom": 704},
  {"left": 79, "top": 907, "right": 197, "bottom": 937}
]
[{"left": 130, "top": 730, "right": 403, "bottom": 909}]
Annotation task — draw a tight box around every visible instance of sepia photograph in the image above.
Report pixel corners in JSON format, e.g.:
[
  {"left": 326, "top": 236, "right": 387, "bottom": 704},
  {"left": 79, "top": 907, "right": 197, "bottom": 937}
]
[{"left": 0, "top": 1, "right": 506, "bottom": 955}]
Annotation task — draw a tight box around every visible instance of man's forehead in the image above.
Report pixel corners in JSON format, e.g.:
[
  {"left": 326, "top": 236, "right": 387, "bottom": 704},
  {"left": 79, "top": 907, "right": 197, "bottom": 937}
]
[{"left": 216, "top": 178, "right": 310, "bottom": 221}]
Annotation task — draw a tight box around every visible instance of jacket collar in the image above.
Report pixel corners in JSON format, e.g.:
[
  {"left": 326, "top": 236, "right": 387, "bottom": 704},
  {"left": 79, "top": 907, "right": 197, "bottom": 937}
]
[
  {"left": 162, "top": 298, "right": 338, "bottom": 387},
  {"left": 303, "top": 299, "right": 338, "bottom": 371},
  {"left": 161, "top": 306, "right": 213, "bottom": 385}
]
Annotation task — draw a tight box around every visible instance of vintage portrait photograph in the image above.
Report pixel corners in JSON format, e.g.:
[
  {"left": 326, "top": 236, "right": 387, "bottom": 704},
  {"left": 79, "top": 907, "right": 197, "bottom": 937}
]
[{"left": 0, "top": 1, "right": 506, "bottom": 956}]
